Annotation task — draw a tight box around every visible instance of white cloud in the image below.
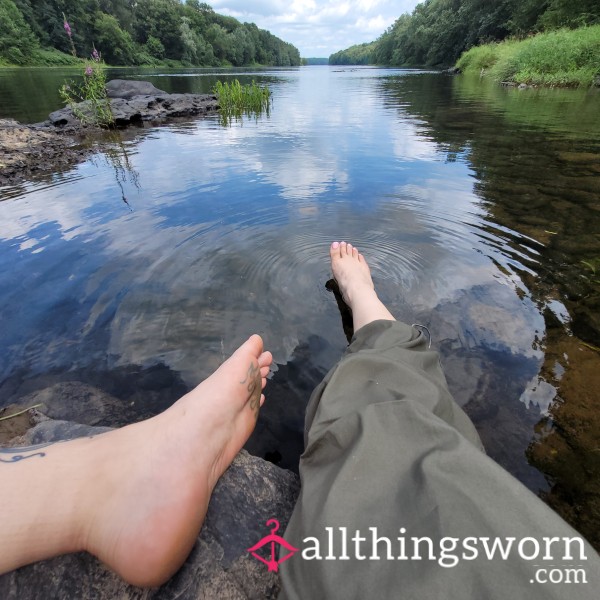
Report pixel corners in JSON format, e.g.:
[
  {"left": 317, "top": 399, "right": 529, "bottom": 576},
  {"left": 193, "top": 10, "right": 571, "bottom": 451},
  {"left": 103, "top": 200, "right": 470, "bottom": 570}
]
[{"left": 208, "top": 0, "right": 421, "bottom": 57}]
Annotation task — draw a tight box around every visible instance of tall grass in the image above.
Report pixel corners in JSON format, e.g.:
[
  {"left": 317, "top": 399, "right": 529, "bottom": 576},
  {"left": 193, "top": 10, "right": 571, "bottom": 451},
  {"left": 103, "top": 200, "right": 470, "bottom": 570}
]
[
  {"left": 456, "top": 25, "right": 600, "bottom": 87},
  {"left": 213, "top": 79, "right": 271, "bottom": 125}
]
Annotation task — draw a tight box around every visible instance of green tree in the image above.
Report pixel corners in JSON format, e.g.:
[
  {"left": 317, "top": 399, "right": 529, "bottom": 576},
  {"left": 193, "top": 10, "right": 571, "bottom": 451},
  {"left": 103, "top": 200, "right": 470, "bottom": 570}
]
[
  {"left": 145, "top": 35, "right": 165, "bottom": 60},
  {"left": 0, "top": 0, "right": 39, "bottom": 64},
  {"left": 94, "top": 11, "right": 136, "bottom": 64},
  {"left": 133, "top": 0, "right": 182, "bottom": 59}
]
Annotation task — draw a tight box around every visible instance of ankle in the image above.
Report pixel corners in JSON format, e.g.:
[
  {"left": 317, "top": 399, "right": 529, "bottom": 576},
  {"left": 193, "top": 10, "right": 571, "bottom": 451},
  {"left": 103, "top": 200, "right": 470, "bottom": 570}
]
[{"left": 344, "top": 282, "right": 377, "bottom": 308}]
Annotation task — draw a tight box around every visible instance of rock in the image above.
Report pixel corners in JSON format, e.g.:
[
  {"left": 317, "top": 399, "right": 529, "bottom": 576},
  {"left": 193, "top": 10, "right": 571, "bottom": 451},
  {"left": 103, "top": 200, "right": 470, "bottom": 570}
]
[
  {"left": 518, "top": 83, "right": 528, "bottom": 90},
  {"left": 0, "top": 119, "right": 90, "bottom": 187},
  {"left": 16, "top": 381, "right": 138, "bottom": 428},
  {"left": 2, "top": 81, "right": 220, "bottom": 185},
  {"left": 0, "top": 419, "right": 300, "bottom": 599},
  {"left": 48, "top": 90, "right": 219, "bottom": 128},
  {"left": 106, "top": 79, "right": 167, "bottom": 99},
  {"left": 444, "top": 67, "right": 461, "bottom": 75}
]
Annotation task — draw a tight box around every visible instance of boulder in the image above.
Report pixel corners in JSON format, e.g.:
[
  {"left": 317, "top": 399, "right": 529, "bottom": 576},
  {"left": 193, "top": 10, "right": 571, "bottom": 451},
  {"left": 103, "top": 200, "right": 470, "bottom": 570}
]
[
  {"left": 106, "top": 79, "right": 167, "bottom": 99},
  {"left": 0, "top": 418, "right": 300, "bottom": 600}
]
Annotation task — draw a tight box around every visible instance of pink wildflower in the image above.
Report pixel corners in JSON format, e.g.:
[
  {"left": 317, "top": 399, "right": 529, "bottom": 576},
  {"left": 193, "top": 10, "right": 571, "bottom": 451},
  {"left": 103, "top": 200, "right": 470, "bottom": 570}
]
[
  {"left": 85, "top": 66, "right": 93, "bottom": 76},
  {"left": 64, "top": 20, "right": 72, "bottom": 37},
  {"left": 92, "top": 48, "right": 100, "bottom": 61}
]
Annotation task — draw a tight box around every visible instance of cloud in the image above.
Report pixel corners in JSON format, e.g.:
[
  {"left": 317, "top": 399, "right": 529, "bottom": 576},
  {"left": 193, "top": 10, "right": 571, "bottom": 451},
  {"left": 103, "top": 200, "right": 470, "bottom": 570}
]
[{"left": 208, "top": 0, "right": 420, "bottom": 57}]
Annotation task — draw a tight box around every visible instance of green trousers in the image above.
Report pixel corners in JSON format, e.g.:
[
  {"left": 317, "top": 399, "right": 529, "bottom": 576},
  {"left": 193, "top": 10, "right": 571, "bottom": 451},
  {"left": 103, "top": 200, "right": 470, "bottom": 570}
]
[{"left": 279, "top": 320, "right": 599, "bottom": 599}]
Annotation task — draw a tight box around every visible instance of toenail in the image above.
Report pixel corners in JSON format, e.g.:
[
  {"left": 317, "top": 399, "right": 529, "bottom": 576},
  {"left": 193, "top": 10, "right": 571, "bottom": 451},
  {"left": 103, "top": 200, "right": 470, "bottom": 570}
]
[{"left": 332, "top": 241, "right": 339, "bottom": 249}]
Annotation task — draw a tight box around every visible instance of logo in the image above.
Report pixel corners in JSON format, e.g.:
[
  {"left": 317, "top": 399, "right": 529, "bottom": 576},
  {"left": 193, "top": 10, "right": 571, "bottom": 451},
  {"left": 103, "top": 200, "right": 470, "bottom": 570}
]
[{"left": 247, "top": 519, "right": 300, "bottom": 572}]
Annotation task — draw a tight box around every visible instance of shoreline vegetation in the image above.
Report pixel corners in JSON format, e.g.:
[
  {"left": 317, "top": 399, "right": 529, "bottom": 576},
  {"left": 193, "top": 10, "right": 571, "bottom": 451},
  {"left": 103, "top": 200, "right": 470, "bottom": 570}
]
[
  {"left": 457, "top": 26, "right": 600, "bottom": 87},
  {"left": 328, "top": 0, "right": 600, "bottom": 88},
  {"left": 0, "top": 0, "right": 300, "bottom": 69}
]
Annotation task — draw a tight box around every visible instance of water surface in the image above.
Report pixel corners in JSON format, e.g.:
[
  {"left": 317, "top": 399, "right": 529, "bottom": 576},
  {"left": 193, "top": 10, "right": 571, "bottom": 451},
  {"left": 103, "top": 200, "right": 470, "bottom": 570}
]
[{"left": 1, "top": 66, "right": 599, "bottom": 548}]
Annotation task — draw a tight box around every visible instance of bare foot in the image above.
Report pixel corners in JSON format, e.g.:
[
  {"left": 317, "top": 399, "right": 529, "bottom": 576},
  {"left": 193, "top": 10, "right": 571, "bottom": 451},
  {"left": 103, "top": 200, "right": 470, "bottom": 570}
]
[
  {"left": 81, "top": 335, "right": 273, "bottom": 587},
  {"left": 330, "top": 241, "right": 395, "bottom": 332}
]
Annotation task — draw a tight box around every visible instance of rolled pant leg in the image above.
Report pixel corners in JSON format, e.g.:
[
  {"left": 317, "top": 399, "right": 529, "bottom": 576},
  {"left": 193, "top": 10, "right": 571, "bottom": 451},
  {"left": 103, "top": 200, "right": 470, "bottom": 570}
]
[{"left": 279, "top": 320, "right": 599, "bottom": 599}]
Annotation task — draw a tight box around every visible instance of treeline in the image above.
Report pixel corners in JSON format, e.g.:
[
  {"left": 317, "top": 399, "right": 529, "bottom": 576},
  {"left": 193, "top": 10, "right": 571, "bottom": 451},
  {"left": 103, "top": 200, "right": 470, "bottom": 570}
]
[
  {"left": 329, "top": 0, "right": 600, "bottom": 67},
  {"left": 329, "top": 42, "right": 375, "bottom": 66},
  {"left": 0, "top": 0, "right": 301, "bottom": 67}
]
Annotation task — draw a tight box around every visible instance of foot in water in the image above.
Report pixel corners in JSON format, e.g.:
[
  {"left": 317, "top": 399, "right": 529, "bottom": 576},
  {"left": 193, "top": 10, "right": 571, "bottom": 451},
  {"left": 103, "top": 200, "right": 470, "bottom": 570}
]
[{"left": 329, "top": 241, "right": 395, "bottom": 332}]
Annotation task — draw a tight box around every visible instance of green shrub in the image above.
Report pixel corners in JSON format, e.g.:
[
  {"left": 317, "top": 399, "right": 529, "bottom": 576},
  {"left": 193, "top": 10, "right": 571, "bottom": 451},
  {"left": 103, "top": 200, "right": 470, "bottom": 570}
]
[{"left": 456, "top": 25, "right": 600, "bottom": 87}]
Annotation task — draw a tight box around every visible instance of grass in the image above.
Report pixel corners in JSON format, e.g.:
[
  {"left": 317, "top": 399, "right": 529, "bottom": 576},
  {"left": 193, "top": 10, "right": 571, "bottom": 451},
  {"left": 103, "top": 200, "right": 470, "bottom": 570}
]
[
  {"left": 456, "top": 25, "right": 600, "bottom": 87},
  {"left": 0, "top": 47, "right": 81, "bottom": 68},
  {"left": 212, "top": 79, "right": 271, "bottom": 125}
]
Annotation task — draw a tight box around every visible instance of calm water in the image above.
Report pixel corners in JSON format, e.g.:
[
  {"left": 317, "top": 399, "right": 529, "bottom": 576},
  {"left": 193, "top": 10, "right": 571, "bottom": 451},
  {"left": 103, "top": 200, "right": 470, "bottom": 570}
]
[{"left": 1, "top": 67, "right": 599, "bottom": 548}]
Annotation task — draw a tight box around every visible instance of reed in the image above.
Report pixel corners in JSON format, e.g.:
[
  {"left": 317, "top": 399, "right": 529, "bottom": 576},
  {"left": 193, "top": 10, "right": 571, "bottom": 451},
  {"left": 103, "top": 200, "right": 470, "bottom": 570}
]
[{"left": 213, "top": 79, "right": 271, "bottom": 124}]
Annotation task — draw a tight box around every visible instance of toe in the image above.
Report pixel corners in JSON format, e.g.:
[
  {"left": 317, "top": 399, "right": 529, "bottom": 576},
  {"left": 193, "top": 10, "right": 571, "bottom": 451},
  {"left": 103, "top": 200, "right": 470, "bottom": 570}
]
[
  {"left": 242, "top": 334, "right": 264, "bottom": 358},
  {"left": 340, "top": 241, "right": 348, "bottom": 256},
  {"left": 258, "top": 350, "right": 272, "bottom": 368},
  {"left": 330, "top": 241, "right": 341, "bottom": 260},
  {"left": 352, "top": 246, "right": 359, "bottom": 259}
]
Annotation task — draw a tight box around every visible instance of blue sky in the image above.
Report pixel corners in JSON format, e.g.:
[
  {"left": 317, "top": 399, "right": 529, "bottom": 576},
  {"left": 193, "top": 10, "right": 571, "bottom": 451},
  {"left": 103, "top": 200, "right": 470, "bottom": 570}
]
[{"left": 208, "top": 1, "right": 421, "bottom": 58}]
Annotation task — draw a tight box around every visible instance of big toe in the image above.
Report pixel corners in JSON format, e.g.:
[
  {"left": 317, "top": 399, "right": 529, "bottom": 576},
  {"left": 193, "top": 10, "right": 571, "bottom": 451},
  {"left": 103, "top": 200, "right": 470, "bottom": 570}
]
[
  {"left": 330, "top": 241, "right": 341, "bottom": 260},
  {"left": 235, "top": 334, "right": 264, "bottom": 360}
]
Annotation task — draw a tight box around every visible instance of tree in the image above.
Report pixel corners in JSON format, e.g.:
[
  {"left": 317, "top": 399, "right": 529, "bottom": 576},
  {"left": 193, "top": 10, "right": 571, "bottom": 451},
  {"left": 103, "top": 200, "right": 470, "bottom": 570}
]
[
  {"left": 0, "top": 0, "right": 38, "bottom": 64},
  {"left": 94, "top": 12, "right": 136, "bottom": 64}
]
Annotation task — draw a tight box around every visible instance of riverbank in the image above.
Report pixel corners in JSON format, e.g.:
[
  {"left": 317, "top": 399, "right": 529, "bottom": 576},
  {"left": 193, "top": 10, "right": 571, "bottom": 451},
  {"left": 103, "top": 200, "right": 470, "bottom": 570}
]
[
  {"left": 0, "top": 47, "right": 285, "bottom": 70},
  {"left": 456, "top": 26, "right": 600, "bottom": 87}
]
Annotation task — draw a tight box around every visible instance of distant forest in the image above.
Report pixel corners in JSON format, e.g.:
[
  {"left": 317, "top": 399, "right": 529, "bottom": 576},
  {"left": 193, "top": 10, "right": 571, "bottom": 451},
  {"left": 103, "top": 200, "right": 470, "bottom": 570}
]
[
  {"left": 0, "top": 0, "right": 301, "bottom": 67},
  {"left": 329, "top": 0, "right": 600, "bottom": 66}
]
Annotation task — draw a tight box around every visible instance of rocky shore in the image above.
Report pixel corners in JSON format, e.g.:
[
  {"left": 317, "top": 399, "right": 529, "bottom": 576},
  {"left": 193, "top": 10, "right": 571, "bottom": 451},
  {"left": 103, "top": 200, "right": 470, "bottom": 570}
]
[{"left": 0, "top": 80, "right": 219, "bottom": 187}]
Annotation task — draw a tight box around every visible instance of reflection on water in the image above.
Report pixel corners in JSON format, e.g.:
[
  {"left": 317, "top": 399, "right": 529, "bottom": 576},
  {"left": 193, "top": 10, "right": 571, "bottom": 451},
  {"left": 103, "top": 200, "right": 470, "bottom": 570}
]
[{"left": 0, "top": 67, "right": 599, "bottom": 549}]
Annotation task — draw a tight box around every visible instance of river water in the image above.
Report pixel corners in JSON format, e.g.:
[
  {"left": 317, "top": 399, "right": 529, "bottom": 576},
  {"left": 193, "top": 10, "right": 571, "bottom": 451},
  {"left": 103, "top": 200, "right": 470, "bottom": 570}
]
[{"left": 1, "top": 66, "right": 599, "bottom": 549}]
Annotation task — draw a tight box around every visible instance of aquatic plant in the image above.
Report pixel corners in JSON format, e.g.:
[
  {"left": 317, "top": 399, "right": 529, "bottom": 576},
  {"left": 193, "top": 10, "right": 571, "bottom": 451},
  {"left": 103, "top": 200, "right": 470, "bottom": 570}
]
[
  {"left": 59, "top": 15, "right": 114, "bottom": 128},
  {"left": 213, "top": 79, "right": 271, "bottom": 125}
]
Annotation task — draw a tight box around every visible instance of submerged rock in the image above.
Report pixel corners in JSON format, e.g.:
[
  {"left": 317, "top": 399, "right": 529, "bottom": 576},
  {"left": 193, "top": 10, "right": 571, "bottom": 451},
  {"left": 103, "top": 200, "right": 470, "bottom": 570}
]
[{"left": 0, "top": 413, "right": 300, "bottom": 599}]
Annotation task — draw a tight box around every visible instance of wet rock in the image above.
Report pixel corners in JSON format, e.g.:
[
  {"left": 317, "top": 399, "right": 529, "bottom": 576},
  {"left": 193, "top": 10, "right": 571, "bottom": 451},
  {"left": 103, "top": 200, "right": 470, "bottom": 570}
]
[
  {"left": 0, "top": 419, "right": 300, "bottom": 599},
  {"left": 106, "top": 79, "right": 167, "bottom": 99},
  {"left": 48, "top": 92, "right": 219, "bottom": 128},
  {"left": 16, "top": 381, "right": 139, "bottom": 428},
  {"left": 0, "top": 119, "right": 90, "bottom": 187},
  {"left": 518, "top": 83, "right": 528, "bottom": 90}
]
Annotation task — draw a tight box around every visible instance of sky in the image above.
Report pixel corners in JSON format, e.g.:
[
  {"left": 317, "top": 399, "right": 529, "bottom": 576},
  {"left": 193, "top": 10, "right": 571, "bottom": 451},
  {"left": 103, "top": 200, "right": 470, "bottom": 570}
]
[{"left": 208, "top": 0, "right": 422, "bottom": 58}]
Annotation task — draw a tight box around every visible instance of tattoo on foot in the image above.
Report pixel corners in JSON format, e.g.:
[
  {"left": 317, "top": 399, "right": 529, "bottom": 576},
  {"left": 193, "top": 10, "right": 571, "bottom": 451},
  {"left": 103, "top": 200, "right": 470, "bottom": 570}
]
[{"left": 240, "top": 362, "right": 261, "bottom": 419}]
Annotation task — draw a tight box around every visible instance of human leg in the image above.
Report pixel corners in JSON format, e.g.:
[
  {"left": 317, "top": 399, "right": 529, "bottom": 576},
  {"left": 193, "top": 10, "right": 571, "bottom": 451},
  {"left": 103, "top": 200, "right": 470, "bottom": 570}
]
[
  {"left": 279, "top": 244, "right": 599, "bottom": 599},
  {"left": 0, "top": 335, "right": 272, "bottom": 588},
  {"left": 329, "top": 241, "right": 395, "bottom": 331}
]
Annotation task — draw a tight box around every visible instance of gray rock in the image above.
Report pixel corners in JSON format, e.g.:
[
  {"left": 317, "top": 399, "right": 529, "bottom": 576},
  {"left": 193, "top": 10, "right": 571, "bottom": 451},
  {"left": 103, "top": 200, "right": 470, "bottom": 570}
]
[
  {"left": 17, "top": 381, "right": 138, "bottom": 428},
  {"left": 518, "top": 83, "right": 528, "bottom": 90},
  {"left": 49, "top": 89, "right": 219, "bottom": 128},
  {"left": 106, "top": 79, "right": 167, "bottom": 99},
  {"left": 0, "top": 420, "right": 300, "bottom": 599}
]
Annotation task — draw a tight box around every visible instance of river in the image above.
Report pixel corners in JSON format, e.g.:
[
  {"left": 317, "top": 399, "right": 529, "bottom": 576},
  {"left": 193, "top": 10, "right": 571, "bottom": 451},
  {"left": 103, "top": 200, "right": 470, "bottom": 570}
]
[{"left": 1, "top": 66, "right": 599, "bottom": 549}]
